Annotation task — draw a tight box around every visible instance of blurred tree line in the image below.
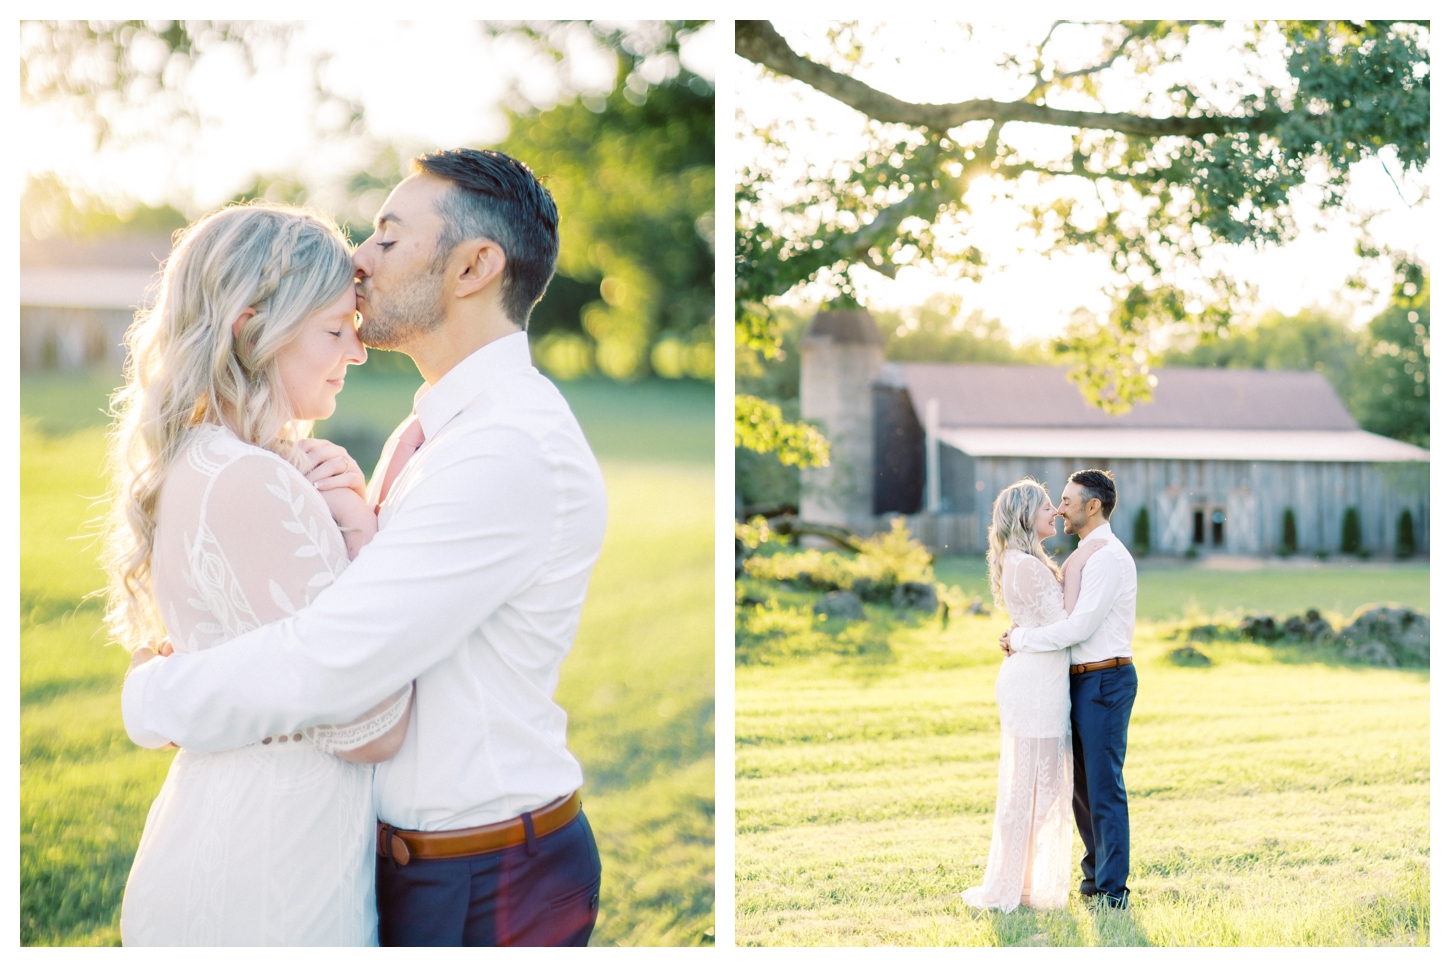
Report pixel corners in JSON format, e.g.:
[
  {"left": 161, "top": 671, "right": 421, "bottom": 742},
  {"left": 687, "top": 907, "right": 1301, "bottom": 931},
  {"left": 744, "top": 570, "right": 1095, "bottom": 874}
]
[
  {"left": 738, "top": 287, "right": 1430, "bottom": 511},
  {"left": 1163, "top": 279, "right": 1429, "bottom": 449},
  {"left": 20, "top": 19, "right": 713, "bottom": 383}
]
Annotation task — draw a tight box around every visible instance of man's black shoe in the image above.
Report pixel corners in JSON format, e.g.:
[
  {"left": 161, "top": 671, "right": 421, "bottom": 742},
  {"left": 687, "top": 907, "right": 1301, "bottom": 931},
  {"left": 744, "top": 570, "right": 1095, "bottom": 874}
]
[{"left": 1097, "top": 891, "right": 1130, "bottom": 910}]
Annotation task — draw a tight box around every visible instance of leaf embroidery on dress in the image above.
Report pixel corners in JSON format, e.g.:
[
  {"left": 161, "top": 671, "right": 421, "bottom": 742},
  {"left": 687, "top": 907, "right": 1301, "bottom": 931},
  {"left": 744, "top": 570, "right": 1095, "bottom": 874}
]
[
  {"left": 269, "top": 579, "right": 298, "bottom": 616},
  {"left": 266, "top": 466, "right": 345, "bottom": 577},
  {"left": 1004, "top": 552, "right": 1067, "bottom": 628},
  {"left": 165, "top": 426, "right": 348, "bottom": 652}
]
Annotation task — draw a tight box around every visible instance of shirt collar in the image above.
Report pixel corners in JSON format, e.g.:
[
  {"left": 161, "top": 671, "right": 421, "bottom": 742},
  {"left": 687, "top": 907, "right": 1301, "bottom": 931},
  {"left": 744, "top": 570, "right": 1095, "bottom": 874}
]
[
  {"left": 413, "top": 330, "right": 533, "bottom": 439},
  {"left": 1080, "top": 520, "right": 1114, "bottom": 542}
]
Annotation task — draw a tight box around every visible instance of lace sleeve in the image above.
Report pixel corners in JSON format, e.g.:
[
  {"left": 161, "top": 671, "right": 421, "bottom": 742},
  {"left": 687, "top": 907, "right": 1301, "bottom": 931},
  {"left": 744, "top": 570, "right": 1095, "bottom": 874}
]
[
  {"left": 1004, "top": 552, "right": 1068, "bottom": 629},
  {"left": 307, "top": 683, "right": 412, "bottom": 754},
  {"left": 199, "top": 452, "right": 411, "bottom": 753},
  {"left": 194, "top": 452, "right": 350, "bottom": 636}
]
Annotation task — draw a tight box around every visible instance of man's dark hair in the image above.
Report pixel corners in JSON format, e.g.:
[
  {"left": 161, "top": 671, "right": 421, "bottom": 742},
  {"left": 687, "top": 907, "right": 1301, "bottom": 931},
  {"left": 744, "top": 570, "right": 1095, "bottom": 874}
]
[
  {"left": 411, "top": 148, "right": 559, "bottom": 327},
  {"left": 1070, "top": 468, "right": 1117, "bottom": 519}
]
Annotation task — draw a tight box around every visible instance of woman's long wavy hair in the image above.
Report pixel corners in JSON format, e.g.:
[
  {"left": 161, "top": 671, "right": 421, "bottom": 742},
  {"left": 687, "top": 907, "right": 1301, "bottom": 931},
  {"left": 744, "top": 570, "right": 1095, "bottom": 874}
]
[
  {"left": 986, "top": 478, "right": 1062, "bottom": 610},
  {"left": 101, "top": 202, "right": 355, "bottom": 653}
]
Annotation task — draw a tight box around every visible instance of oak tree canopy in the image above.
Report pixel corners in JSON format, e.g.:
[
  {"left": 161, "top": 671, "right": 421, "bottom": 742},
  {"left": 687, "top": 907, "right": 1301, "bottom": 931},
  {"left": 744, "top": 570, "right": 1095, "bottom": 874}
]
[{"left": 735, "top": 19, "right": 1429, "bottom": 432}]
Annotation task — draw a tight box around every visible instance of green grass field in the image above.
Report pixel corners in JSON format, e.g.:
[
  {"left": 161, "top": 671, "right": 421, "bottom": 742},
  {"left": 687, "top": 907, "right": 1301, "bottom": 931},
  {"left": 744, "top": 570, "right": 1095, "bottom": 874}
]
[
  {"left": 20, "top": 371, "right": 714, "bottom": 946},
  {"left": 735, "top": 573, "right": 1429, "bottom": 947}
]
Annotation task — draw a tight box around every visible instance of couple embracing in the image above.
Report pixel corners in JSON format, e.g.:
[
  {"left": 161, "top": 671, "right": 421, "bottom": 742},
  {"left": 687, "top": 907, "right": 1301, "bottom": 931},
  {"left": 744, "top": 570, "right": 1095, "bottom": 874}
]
[
  {"left": 962, "top": 470, "right": 1138, "bottom": 913},
  {"left": 110, "top": 148, "right": 607, "bottom": 945}
]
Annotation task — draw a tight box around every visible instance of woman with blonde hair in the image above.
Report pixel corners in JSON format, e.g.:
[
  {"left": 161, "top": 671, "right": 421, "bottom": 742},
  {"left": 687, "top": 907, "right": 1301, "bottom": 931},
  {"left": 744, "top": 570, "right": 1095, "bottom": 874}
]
[
  {"left": 961, "top": 478, "right": 1104, "bottom": 912},
  {"left": 108, "top": 202, "right": 412, "bottom": 945}
]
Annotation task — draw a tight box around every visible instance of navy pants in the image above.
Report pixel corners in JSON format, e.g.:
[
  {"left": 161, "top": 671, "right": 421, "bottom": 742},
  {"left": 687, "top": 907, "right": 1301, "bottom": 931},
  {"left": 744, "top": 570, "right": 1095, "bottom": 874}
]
[
  {"left": 1069, "top": 663, "right": 1137, "bottom": 902},
  {"left": 376, "top": 811, "right": 601, "bottom": 946}
]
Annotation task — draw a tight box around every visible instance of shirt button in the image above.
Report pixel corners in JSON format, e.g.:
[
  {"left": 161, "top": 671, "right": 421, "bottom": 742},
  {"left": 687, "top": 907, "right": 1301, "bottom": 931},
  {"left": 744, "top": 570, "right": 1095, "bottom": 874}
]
[
  {"left": 262, "top": 737, "right": 272, "bottom": 745},
  {"left": 293, "top": 733, "right": 304, "bottom": 742},
  {"left": 279, "top": 735, "right": 288, "bottom": 743}
]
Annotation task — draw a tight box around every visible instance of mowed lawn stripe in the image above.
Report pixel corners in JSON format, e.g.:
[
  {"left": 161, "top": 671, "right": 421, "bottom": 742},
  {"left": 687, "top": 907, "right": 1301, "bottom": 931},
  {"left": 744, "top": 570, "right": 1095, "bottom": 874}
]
[{"left": 735, "top": 597, "right": 1427, "bottom": 947}]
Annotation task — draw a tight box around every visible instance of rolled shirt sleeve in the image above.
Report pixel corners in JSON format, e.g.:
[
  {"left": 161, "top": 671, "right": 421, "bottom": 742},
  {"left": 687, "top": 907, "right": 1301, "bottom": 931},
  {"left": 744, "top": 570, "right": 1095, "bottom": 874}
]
[
  {"left": 121, "top": 425, "right": 555, "bottom": 754},
  {"left": 1009, "top": 549, "right": 1122, "bottom": 655}
]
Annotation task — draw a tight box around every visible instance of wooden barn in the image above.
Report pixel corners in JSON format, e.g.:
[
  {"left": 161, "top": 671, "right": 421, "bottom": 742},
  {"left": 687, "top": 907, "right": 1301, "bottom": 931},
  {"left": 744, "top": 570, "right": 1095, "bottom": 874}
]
[
  {"left": 20, "top": 235, "right": 169, "bottom": 371},
  {"left": 798, "top": 309, "right": 1429, "bottom": 558}
]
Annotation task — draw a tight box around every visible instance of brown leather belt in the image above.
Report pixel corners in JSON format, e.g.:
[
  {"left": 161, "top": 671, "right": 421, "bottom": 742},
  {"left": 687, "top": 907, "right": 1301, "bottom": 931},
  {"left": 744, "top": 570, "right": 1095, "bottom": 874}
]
[
  {"left": 1070, "top": 656, "right": 1133, "bottom": 676},
  {"left": 377, "top": 791, "right": 581, "bottom": 866}
]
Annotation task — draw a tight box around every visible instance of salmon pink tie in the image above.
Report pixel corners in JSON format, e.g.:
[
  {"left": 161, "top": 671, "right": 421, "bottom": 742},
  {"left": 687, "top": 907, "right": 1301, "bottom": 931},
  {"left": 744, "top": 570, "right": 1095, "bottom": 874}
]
[{"left": 375, "top": 415, "right": 425, "bottom": 511}]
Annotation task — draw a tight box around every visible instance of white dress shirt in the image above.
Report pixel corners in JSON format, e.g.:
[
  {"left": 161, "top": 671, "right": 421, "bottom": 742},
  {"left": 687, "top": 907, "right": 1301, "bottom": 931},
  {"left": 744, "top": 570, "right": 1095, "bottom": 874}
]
[
  {"left": 123, "top": 331, "right": 609, "bottom": 831},
  {"left": 1009, "top": 520, "right": 1137, "bottom": 665}
]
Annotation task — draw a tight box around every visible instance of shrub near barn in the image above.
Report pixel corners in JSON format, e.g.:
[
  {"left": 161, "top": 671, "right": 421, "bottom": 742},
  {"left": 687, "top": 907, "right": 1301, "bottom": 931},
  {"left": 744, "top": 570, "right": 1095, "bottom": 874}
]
[{"left": 736, "top": 520, "right": 990, "bottom": 666}]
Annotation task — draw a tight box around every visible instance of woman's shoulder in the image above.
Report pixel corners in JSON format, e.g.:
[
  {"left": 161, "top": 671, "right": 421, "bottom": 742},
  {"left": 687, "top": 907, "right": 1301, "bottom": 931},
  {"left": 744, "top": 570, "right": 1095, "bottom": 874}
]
[
  {"left": 171, "top": 424, "right": 310, "bottom": 500},
  {"left": 181, "top": 423, "right": 290, "bottom": 472},
  {"left": 1002, "top": 548, "right": 1047, "bottom": 569}
]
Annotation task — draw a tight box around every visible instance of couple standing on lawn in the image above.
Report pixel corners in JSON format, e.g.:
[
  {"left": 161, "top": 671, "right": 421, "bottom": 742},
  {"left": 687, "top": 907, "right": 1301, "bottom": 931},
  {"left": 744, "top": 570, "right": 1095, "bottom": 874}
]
[
  {"left": 961, "top": 471, "right": 1139, "bottom": 913},
  {"left": 111, "top": 148, "right": 608, "bottom": 946}
]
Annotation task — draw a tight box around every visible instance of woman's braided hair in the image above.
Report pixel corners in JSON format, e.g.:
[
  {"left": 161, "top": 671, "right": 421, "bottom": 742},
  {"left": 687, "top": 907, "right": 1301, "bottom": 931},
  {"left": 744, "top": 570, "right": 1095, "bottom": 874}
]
[
  {"left": 101, "top": 202, "right": 354, "bottom": 653},
  {"left": 986, "top": 478, "right": 1061, "bottom": 610}
]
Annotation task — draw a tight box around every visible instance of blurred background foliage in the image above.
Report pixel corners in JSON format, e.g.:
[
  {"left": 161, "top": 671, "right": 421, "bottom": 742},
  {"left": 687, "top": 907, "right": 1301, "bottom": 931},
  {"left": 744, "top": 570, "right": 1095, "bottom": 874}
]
[{"left": 20, "top": 19, "right": 714, "bottom": 383}]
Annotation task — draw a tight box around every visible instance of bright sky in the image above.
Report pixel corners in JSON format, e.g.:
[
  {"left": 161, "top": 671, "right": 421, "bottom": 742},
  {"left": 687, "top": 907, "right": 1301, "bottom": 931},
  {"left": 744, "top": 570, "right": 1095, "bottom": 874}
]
[
  {"left": 736, "top": 20, "right": 1430, "bottom": 342},
  {"left": 20, "top": 20, "right": 716, "bottom": 226}
]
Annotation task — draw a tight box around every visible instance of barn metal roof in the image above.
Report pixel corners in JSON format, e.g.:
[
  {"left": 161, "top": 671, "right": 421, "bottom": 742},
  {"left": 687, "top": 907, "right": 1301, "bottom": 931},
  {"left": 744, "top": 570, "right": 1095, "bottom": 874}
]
[
  {"left": 20, "top": 268, "right": 160, "bottom": 310},
  {"left": 20, "top": 235, "right": 171, "bottom": 309},
  {"left": 935, "top": 426, "right": 1428, "bottom": 463},
  {"left": 885, "top": 362, "right": 1361, "bottom": 431}
]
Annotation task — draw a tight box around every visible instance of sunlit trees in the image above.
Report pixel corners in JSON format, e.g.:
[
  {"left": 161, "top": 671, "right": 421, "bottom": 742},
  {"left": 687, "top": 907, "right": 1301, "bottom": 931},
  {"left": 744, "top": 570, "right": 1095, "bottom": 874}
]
[
  {"left": 502, "top": 65, "right": 714, "bottom": 381},
  {"left": 1162, "top": 290, "right": 1430, "bottom": 449},
  {"left": 1351, "top": 282, "right": 1429, "bottom": 448},
  {"left": 20, "top": 19, "right": 715, "bottom": 382},
  {"left": 736, "top": 20, "right": 1429, "bottom": 416}
]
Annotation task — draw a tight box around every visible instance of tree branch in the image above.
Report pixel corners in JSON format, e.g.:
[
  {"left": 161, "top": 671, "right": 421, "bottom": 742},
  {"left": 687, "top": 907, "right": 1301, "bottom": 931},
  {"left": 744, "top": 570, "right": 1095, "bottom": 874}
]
[
  {"left": 1054, "top": 51, "right": 1123, "bottom": 83},
  {"left": 1026, "top": 20, "right": 1067, "bottom": 82},
  {"left": 840, "top": 193, "right": 919, "bottom": 278},
  {"left": 737, "top": 20, "right": 1281, "bottom": 138}
]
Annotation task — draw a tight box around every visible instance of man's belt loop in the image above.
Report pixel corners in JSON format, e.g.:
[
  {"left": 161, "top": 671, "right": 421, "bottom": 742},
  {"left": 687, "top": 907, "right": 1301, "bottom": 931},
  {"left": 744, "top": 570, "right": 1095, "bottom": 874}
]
[
  {"left": 522, "top": 811, "right": 539, "bottom": 857},
  {"left": 378, "top": 822, "right": 410, "bottom": 867},
  {"left": 377, "top": 822, "right": 393, "bottom": 868}
]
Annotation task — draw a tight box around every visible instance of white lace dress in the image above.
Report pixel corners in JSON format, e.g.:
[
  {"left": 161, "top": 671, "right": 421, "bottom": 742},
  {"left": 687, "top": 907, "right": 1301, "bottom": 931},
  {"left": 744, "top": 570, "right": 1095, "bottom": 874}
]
[
  {"left": 121, "top": 424, "right": 408, "bottom": 946},
  {"left": 961, "top": 549, "right": 1074, "bottom": 912}
]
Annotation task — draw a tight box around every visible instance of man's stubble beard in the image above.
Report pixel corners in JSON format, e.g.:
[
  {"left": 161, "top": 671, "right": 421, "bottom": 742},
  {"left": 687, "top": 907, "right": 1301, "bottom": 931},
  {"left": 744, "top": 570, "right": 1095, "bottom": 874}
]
[{"left": 358, "top": 267, "right": 447, "bottom": 351}]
